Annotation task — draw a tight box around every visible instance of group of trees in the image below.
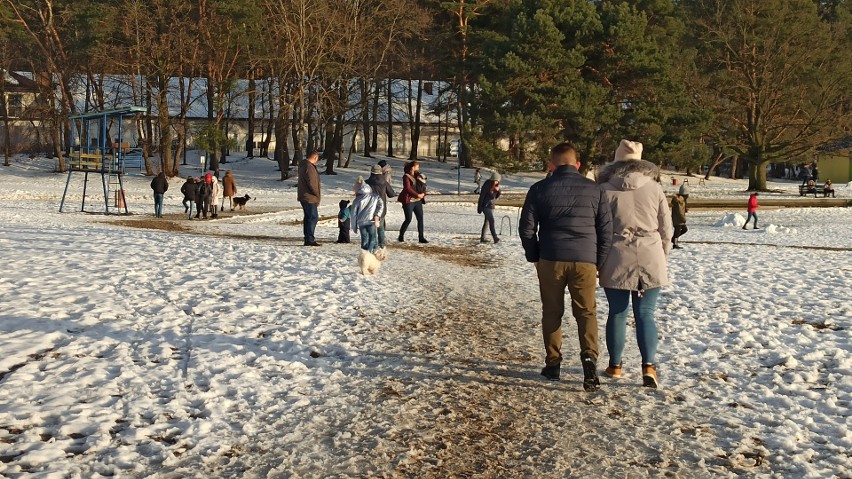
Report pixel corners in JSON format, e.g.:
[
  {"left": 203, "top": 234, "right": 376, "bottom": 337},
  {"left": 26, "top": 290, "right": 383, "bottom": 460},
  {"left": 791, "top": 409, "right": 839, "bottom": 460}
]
[{"left": 1, "top": 0, "right": 850, "bottom": 189}]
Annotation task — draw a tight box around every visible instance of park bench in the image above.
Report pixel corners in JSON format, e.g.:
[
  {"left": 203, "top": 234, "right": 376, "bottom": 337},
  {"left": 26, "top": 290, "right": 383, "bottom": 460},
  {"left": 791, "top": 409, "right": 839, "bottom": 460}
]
[{"left": 798, "top": 184, "right": 825, "bottom": 197}]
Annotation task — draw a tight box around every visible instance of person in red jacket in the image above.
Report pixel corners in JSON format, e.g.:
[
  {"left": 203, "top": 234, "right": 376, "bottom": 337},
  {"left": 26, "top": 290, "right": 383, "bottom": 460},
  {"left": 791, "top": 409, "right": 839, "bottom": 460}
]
[{"left": 743, "top": 192, "right": 759, "bottom": 230}]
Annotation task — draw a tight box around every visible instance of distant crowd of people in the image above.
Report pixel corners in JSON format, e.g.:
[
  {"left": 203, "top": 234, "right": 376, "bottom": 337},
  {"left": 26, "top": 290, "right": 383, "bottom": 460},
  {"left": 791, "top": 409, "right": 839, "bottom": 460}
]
[{"left": 149, "top": 169, "right": 240, "bottom": 219}]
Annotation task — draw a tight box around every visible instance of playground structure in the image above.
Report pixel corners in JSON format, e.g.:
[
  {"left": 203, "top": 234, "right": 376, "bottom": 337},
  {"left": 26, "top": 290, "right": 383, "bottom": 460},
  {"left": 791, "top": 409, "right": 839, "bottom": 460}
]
[{"left": 60, "top": 106, "right": 146, "bottom": 214}]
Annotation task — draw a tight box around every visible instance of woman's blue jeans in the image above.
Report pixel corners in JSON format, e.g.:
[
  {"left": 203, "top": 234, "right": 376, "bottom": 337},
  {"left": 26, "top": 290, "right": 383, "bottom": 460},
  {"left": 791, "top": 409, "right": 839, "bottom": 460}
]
[{"left": 604, "top": 287, "right": 661, "bottom": 365}]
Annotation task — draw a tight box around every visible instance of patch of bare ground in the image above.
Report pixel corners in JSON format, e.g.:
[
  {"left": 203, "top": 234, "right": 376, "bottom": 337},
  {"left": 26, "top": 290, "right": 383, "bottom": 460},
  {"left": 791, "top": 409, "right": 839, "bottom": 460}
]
[
  {"left": 391, "top": 243, "right": 497, "bottom": 268},
  {"left": 111, "top": 218, "right": 192, "bottom": 233},
  {"left": 791, "top": 319, "right": 842, "bottom": 331},
  {"left": 282, "top": 214, "right": 337, "bottom": 225}
]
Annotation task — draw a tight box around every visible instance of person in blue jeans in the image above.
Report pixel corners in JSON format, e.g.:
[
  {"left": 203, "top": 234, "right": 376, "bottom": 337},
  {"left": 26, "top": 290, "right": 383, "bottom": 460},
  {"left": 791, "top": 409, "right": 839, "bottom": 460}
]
[
  {"left": 596, "top": 140, "right": 672, "bottom": 389},
  {"left": 350, "top": 179, "right": 384, "bottom": 253},
  {"left": 150, "top": 171, "right": 168, "bottom": 218},
  {"left": 297, "top": 151, "right": 322, "bottom": 246},
  {"left": 604, "top": 288, "right": 661, "bottom": 375}
]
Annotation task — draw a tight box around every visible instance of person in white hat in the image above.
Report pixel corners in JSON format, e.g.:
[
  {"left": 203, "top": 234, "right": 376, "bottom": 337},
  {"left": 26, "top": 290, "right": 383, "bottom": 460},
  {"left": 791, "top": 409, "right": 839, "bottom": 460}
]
[{"left": 596, "top": 139, "right": 672, "bottom": 389}]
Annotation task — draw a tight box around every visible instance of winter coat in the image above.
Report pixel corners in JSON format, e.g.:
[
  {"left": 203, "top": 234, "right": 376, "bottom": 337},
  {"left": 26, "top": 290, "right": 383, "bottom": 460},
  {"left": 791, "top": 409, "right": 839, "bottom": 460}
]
[
  {"left": 678, "top": 183, "right": 689, "bottom": 196},
  {"left": 382, "top": 165, "right": 393, "bottom": 187},
  {"left": 747, "top": 194, "right": 759, "bottom": 213},
  {"left": 297, "top": 160, "right": 321, "bottom": 204},
  {"left": 398, "top": 173, "right": 422, "bottom": 205},
  {"left": 519, "top": 165, "right": 613, "bottom": 266},
  {"left": 671, "top": 195, "right": 687, "bottom": 226},
  {"left": 597, "top": 160, "right": 672, "bottom": 290},
  {"left": 210, "top": 177, "right": 220, "bottom": 202},
  {"left": 181, "top": 179, "right": 196, "bottom": 201},
  {"left": 365, "top": 172, "right": 395, "bottom": 218},
  {"left": 338, "top": 200, "right": 351, "bottom": 223},
  {"left": 195, "top": 181, "right": 211, "bottom": 201},
  {"left": 150, "top": 173, "right": 168, "bottom": 194},
  {"left": 477, "top": 180, "right": 501, "bottom": 214},
  {"left": 350, "top": 183, "right": 384, "bottom": 231},
  {"left": 222, "top": 171, "right": 237, "bottom": 197}
]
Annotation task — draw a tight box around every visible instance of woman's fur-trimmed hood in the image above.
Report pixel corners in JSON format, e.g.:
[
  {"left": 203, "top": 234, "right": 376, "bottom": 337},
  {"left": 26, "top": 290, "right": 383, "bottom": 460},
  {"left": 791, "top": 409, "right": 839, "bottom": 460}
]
[{"left": 597, "top": 160, "right": 660, "bottom": 191}]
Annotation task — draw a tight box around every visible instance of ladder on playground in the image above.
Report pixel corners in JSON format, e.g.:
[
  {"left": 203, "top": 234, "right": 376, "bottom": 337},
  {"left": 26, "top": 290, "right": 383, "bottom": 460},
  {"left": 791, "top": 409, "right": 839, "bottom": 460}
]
[{"left": 106, "top": 169, "right": 127, "bottom": 213}]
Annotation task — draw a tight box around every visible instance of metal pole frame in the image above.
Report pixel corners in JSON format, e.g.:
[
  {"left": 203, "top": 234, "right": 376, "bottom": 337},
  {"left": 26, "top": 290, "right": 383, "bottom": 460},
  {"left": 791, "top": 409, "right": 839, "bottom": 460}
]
[{"left": 456, "top": 143, "right": 462, "bottom": 195}]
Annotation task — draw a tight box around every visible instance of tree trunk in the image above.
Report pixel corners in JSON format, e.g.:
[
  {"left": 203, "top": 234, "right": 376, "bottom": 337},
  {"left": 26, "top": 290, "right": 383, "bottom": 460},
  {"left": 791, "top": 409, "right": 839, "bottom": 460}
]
[
  {"left": 704, "top": 148, "right": 726, "bottom": 180},
  {"left": 274, "top": 94, "right": 289, "bottom": 180},
  {"left": 371, "top": 80, "right": 380, "bottom": 152},
  {"left": 747, "top": 147, "right": 768, "bottom": 190},
  {"left": 1, "top": 96, "right": 10, "bottom": 166},
  {"left": 323, "top": 117, "right": 337, "bottom": 175},
  {"left": 143, "top": 84, "right": 154, "bottom": 175},
  {"left": 360, "top": 78, "right": 371, "bottom": 157},
  {"left": 156, "top": 77, "right": 174, "bottom": 176},
  {"left": 291, "top": 104, "right": 300, "bottom": 166},
  {"left": 413, "top": 78, "right": 424, "bottom": 160},
  {"left": 247, "top": 76, "right": 256, "bottom": 158},
  {"left": 345, "top": 123, "right": 358, "bottom": 168},
  {"left": 386, "top": 79, "right": 394, "bottom": 157},
  {"left": 730, "top": 156, "right": 739, "bottom": 180}
]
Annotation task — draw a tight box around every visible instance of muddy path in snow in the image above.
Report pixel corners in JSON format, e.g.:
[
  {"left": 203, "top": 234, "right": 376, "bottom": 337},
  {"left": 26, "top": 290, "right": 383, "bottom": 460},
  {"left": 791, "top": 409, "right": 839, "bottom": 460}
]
[{"left": 361, "top": 263, "right": 771, "bottom": 478}]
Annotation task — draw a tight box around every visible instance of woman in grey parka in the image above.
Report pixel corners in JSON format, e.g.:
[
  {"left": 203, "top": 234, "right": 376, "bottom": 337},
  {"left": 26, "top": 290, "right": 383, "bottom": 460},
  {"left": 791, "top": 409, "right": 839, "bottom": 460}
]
[{"left": 597, "top": 139, "right": 672, "bottom": 388}]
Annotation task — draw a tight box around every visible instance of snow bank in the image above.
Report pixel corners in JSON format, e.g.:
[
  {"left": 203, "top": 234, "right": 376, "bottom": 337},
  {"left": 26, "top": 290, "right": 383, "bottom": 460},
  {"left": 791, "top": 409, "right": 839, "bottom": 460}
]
[{"left": 713, "top": 212, "right": 746, "bottom": 227}]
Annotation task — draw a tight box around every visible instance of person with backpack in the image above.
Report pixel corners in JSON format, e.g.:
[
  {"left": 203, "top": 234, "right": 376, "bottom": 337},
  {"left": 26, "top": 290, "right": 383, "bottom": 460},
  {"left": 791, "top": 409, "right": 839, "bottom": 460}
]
[
  {"left": 150, "top": 171, "right": 168, "bottom": 218},
  {"left": 397, "top": 160, "right": 428, "bottom": 244},
  {"left": 477, "top": 171, "right": 502, "bottom": 244}
]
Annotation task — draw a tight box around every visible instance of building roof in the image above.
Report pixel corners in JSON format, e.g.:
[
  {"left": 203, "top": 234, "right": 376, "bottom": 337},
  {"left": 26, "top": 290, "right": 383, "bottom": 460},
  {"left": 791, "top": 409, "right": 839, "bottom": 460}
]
[{"left": 2, "top": 71, "right": 39, "bottom": 93}]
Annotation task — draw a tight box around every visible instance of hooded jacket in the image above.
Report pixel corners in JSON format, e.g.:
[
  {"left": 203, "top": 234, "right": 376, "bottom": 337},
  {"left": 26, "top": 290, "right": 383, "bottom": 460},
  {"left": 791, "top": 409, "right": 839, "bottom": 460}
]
[
  {"left": 597, "top": 160, "right": 672, "bottom": 290},
  {"left": 365, "top": 172, "right": 395, "bottom": 217},
  {"left": 477, "top": 179, "right": 501, "bottom": 213},
  {"left": 150, "top": 172, "right": 168, "bottom": 194},
  {"left": 222, "top": 171, "right": 237, "bottom": 197},
  {"left": 671, "top": 195, "right": 687, "bottom": 226},
  {"left": 350, "top": 182, "right": 384, "bottom": 231},
  {"left": 210, "top": 176, "right": 220, "bottom": 202},
  {"left": 519, "top": 165, "right": 613, "bottom": 266},
  {"left": 181, "top": 179, "right": 196, "bottom": 201}
]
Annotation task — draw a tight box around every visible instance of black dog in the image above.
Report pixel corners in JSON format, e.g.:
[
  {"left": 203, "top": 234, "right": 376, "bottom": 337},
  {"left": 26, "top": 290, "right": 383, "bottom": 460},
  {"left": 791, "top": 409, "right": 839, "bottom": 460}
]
[{"left": 232, "top": 194, "right": 252, "bottom": 210}]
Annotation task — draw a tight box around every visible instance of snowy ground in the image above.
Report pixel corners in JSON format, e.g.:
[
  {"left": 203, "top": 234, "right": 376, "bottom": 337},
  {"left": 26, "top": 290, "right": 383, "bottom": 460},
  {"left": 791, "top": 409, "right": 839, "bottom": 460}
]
[{"left": 0, "top": 154, "right": 850, "bottom": 478}]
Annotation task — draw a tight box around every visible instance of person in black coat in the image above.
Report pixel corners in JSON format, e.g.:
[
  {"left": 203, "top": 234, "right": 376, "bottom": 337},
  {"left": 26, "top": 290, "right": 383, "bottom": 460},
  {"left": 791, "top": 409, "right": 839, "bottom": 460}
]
[
  {"left": 194, "top": 174, "right": 212, "bottom": 219},
  {"left": 181, "top": 176, "right": 196, "bottom": 216},
  {"left": 150, "top": 172, "right": 168, "bottom": 218},
  {"left": 365, "top": 164, "right": 396, "bottom": 249}
]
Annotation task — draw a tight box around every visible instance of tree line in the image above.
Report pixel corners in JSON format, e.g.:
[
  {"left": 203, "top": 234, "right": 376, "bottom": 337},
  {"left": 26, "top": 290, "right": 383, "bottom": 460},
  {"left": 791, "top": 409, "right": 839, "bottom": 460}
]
[{"left": 1, "top": 0, "right": 849, "bottom": 189}]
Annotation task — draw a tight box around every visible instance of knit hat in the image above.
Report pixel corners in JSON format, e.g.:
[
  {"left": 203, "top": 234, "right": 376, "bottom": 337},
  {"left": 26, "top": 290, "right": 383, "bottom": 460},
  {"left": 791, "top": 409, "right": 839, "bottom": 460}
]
[
  {"left": 371, "top": 165, "right": 382, "bottom": 174},
  {"left": 490, "top": 172, "right": 501, "bottom": 182},
  {"left": 614, "top": 139, "right": 643, "bottom": 161},
  {"left": 377, "top": 160, "right": 387, "bottom": 168},
  {"left": 205, "top": 173, "right": 212, "bottom": 183}
]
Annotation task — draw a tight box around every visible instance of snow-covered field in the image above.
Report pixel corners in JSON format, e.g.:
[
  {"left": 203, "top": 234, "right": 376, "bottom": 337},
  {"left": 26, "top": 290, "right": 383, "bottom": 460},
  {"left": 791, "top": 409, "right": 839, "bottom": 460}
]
[{"left": 0, "top": 154, "right": 850, "bottom": 478}]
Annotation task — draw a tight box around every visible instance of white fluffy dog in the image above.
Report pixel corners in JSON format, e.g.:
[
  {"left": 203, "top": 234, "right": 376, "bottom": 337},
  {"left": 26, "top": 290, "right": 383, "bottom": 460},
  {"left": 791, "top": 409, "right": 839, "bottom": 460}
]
[
  {"left": 374, "top": 247, "right": 388, "bottom": 262},
  {"left": 358, "top": 250, "right": 382, "bottom": 276}
]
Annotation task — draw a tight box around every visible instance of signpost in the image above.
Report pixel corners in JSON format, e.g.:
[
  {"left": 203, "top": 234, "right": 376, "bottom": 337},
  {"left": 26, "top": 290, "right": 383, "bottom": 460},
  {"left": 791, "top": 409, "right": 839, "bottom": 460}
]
[{"left": 456, "top": 142, "right": 462, "bottom": 195}]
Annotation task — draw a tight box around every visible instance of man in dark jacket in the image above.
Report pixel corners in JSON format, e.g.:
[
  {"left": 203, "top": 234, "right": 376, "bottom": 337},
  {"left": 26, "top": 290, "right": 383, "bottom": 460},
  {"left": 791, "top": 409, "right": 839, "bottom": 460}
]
[
  {"left": 195, "top": 175, "right": 211, "bottom": 219},
  {"left": 365, "top": 163, "right": 395, "bottom": 249},
  {"left": 297, "top": 151, "right": 321, "bottom": 246},
  {"left": 519, "top": 142, "right": 613, "bottom": 391},
  {"left": 150, "top": 172, "right": 168, "bottom": 218}
]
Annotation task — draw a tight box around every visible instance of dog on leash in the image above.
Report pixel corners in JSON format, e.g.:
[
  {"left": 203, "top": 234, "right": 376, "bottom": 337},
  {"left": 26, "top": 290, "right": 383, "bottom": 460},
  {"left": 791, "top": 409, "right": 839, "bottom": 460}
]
[
  {"left": 358, "top": 250, "right": 382, "bottom": 276},
  {"left": 232, "top": 194, "right": 252, "bottom": 210}
]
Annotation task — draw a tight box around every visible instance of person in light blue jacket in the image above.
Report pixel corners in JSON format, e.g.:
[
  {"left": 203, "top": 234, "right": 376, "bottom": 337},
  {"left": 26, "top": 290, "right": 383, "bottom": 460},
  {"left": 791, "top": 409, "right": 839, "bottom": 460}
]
[{"left": 351, "top": 178, "right": 384, "bottom": 253}]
